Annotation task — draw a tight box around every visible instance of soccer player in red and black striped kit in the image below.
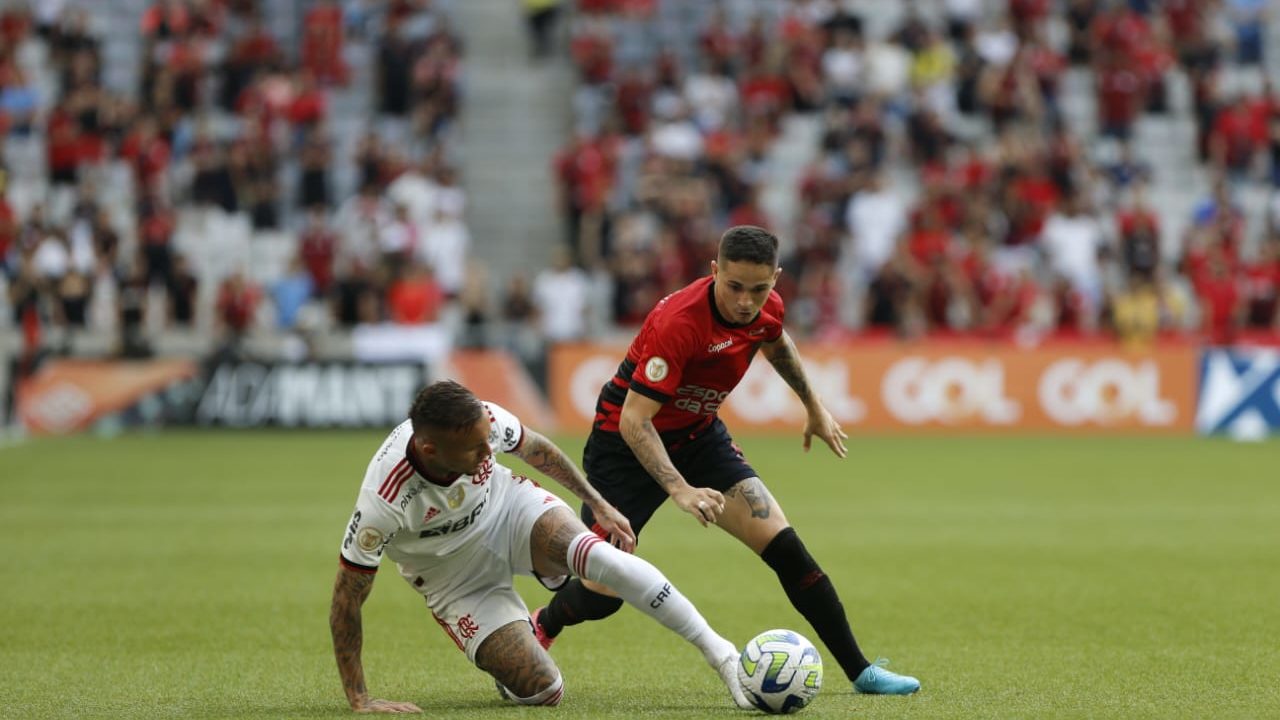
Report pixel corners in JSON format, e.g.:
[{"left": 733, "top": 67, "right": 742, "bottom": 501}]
[{"left": 534, "top": 226, "right": 920, "bottom": 695}]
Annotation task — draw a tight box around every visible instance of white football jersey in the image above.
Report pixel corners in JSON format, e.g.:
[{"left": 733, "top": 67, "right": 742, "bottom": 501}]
[{"left": 339, "top": 402, "right": 526, "bottom": 573}]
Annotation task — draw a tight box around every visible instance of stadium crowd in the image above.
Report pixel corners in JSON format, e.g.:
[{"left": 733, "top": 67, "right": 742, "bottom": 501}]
[
  {"left": 1, "top": 0, "right": 1278, "bottom": 369},
  {"left": 549, "top": 0, "right": 1280, "bottom": 348},
  {"left": 0, "top": 0, "right": 465, "bottom": 357}
]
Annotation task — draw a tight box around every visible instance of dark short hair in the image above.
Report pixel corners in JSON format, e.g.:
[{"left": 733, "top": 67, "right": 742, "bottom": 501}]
[
  {"left": 718, "top": 225, "right": 779, "bottom": 267},
  {"left": 409, "top": 380, "right": 484, "bottom": 434}
]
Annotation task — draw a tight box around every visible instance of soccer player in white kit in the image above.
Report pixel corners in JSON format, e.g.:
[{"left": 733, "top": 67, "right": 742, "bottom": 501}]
[{"left": 330, "top": 380, "right": 750, "bottom": 712}]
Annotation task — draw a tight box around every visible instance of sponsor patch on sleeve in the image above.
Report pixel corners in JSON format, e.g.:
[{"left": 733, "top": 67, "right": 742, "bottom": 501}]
[
  {"left": 356, "top": 527, "right": 385, "bottom": 552},
  {"left": 645, "top": 357, "right": 669, "bottom": 383}
]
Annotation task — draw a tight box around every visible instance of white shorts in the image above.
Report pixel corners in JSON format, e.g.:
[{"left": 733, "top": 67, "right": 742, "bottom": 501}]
[{"left": 395, "top": 473, "right": 570, "bottom": 662}]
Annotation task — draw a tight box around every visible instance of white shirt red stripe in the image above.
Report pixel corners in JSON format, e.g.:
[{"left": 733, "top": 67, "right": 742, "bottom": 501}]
[{"left": 339, "top": 402, "right": 526, "bottom": 572}]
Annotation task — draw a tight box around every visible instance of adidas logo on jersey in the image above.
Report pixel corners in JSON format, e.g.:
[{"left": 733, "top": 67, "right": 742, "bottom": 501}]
[
  {"left": 423, "top": 506, "right": 440, "bottom": 523},
  {"left": 419, "top": 499, "right": 487, "bottom": 538}
]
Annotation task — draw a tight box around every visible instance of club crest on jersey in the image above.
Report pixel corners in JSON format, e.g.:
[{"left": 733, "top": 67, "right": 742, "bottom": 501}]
[
  {"left": 423, "top": 506, "right": 440, "bottom": 523},
  {"left": 446, "top": 484, "right": 465, "bottom": 510},
  {"left": 645, "top": 357, "right": 669, "bottom": 382}
]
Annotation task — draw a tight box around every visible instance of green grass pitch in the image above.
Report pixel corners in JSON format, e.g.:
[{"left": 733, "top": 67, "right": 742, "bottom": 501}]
[{"left": 1, "top": 431, "right": 1277, "bottom": 719}]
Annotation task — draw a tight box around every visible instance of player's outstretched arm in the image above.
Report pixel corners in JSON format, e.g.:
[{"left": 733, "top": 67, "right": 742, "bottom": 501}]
[
  {"left": 511, "top": 428, "right": 637, "bottom": 552},
  {"left": 330, "top": 565, "right": 422, "bottom": 714},
  {"left": 760, "top": 330, "right": 848, "bottom": 458},
  {"left": 619, "top": 391, "right": 726, "bottom": 526}
]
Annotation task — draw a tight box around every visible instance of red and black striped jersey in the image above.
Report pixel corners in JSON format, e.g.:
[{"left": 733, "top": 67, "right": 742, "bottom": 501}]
[{"left": 594, "top": 276, "right": 785, "bottom": 436}]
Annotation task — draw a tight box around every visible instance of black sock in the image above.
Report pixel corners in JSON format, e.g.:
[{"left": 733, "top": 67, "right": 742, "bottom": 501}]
[
  {"left": 761, "top": 527, "right": 871, "bottom": 681},
  {"left": 538, "top": 578, "right": 624, "bottom": 638}
]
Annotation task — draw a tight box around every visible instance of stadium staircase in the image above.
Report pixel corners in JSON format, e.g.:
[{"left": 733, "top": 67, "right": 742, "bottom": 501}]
[{"left": 453, "top": 0, "right": 572, "bottom": 280}]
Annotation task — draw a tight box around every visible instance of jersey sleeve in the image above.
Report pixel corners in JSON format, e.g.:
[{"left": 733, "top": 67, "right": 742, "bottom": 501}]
[
  {"left": 484, "top": 401, "right": 525, "bottom": 453},
  {"left": 338, "top": 488, "right": 402, "bottom": 573},
  {"left": 629, "top": 317, "right": 699, "bottom": 402}
]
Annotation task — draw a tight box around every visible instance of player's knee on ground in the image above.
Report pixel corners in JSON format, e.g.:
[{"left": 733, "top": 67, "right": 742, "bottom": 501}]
[
  {"left": 501, "top": 671, "right": 564, "bottom": 706},
  {"left": 475, "top": 620, "right": 563, "bottom": 701},
  {"left": 760, "top": 526, "right": 824, "bottom": 587}
]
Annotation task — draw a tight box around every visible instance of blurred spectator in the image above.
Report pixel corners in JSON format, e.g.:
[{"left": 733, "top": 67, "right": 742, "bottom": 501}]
[
  {"left": 215, "top": 271, "right": 261, "bottom": 347},
  {"left": 0, "top": 65, "right": 38, "bottom": 135},
  {"left": 532, "top": 247, "right": 589, "bottom": 343},
  {"left": 1111, "top": 277, "right": 1161, "bottom": 349},
  {"left": 379, "top": 203, "right": 419, "bottom": 274},
  {"left": 272, "top": 257, "right": 316, "bottom": 329},
  {"left": 297, "top": 130, "right": 332, "bottom": 210},
  {"left": 1209, "top": 95, "right": 1267, "bottom": 179},
  {"left": 1194, "top": 249, "right": 1243, "bottom": 344},
  {"left": 844, "top": 172, "right": 907, "bottom": 284},
  {"left": 456, "top": 261, "right": 492, "bottom": 349},
  {"left": 377, "top": 20, "right": 415, "bottom": 118},
  {"left": 302, "top": 0, "right": 348, "bottom": 85},
  {"left": 386, "top": 261, "right": 443, "bottom": 324},
  {"left": 299, "top": 208, "right": 338, "bottom": 297},
  {"left": 1228, "top": 0, "right": 1268, "bottom": 65},
  {"left": 1040, "top": 193, "right": 1110, "bottom": 330},
  {"left": 387, "top": 156, "right": 439, "bottom": 233},
  {"left": 1242, "top": 237, "right": 1280, "bottom": 329},
  {"left": 1104, "top": 142, "right": 1152, "bottom": 192},
  {"left": 1095, "top": 49, "right": 1145, "bottom": 141},
  {"left": 118, "top": 254, "right": 150, "bottom": 357},
  {"left": 168, "top": 254, "right": 198, "bottom": 328},
  {"left": 502, "top": 271, "right": 537, "bottom": 326},
  {"left": 334, "top": 183, "right": 387, "bottom": 280},
  {"left": 0, "top": 189, "right": 15, "bottom": 274},
  {"left": 502, "top": 269, "right": 545, "bottom": 385},
  {"left": 421, "top": 197, "right": 469, "bottom": 298},
  {"left": 190, "top": 132, "right": 237, "bottom": 212},
  {"left": 137, "top": 190, "right": 176, "bottom": 289},
  {"left": 1116, "top": 186, "right": 1161, "bottom": 282}
]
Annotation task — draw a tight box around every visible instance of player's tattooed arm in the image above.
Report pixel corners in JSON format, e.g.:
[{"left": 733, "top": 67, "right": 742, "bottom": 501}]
[
  {"left": 618, "top": 402, "right": 688, "bottom": 494},
  {"left": 330, "top": 566, "right": 374, "bottom": 708},
  {"left": 760, "top": 330, "right": 817, "bottom": 407},
  {"left": 761, "top": 330, "right": 848, "bottom": 458},
  {"left": 514, "top": 430, "right": 637, "bottom": 550},
  {"left": 511, "top": 428, "right": 595, "bottom": 500},
  {"left": 620, "top": 390, "right": 725, "bottom": 526},
  {"left": 331, "top": 566, "right": 422, "bottom": 713}
]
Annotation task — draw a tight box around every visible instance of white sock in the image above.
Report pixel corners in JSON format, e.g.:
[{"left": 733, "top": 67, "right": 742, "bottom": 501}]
[{"left": 567, "top": 532, "right": 736, "bottom": 666}]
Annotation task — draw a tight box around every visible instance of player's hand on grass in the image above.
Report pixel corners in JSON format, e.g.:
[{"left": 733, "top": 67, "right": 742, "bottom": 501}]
[
  {"left": 672, "top": 486, "right": 726, "bottom": 527},
  {"left": 591, "top": 502, "right": 637, "bottom": 552},
  {"left": 803, "top": 405, "right": 848, "bottom": 458},
  {"left": 352, "top": 697, "right": 422, "bottom": 714}
]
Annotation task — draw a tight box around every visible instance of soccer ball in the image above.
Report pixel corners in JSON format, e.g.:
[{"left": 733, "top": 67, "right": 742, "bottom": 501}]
[{"left": 737, "top": 629, "right": 823, "bottom": 714}]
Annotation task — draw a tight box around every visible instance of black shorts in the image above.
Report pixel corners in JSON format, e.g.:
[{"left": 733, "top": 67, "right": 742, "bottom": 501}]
[{"left": 580, "top": 417, "right": 758, "bottom": 537}]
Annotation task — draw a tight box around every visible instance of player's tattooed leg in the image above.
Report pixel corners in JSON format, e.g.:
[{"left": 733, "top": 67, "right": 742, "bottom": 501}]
[
  {"left": 728, "top": 477, "right": 774, "bottom": 519},
  {"left": 718, "top": 478, "right": 790, "bottom": 553},
  {"left": 475, "top": 619, "right": 561, "bottom": 698},
  {"left": 529, "top": 506, "right": 583, "bottom": 579}
]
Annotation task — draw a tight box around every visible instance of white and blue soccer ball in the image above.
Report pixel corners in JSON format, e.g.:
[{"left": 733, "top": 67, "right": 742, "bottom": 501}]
[{"left": 737, "top": 629, "right": 823, "bottom": 714}]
